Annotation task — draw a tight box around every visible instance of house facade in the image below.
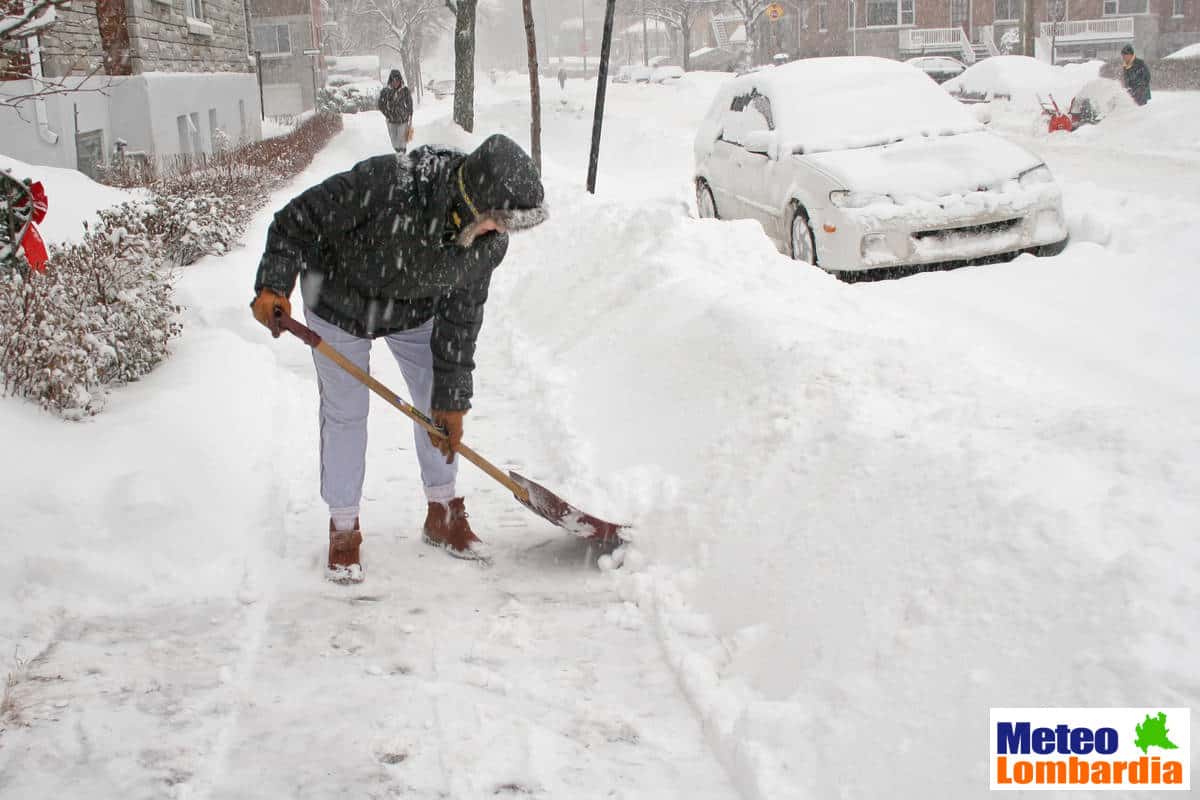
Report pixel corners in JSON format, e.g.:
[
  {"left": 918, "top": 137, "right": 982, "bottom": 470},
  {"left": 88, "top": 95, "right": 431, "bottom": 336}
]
[
  {"left": 1, "top": 0, "right": 262, "bottom": 176},
  {"left": 794, "top": 0, "right": 1199, "bottom": 63},
  {"left": 248, "top": 0, "right": 324, "bottom": 116}
]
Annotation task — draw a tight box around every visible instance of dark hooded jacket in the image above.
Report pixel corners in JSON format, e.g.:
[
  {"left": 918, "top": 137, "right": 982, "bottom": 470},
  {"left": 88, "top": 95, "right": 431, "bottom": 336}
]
[
  {"left": 378, "top": 70, "right": 413, "bottom": 124},
  {"left": 255, "top": 146, "right": 507, "bottom": 411},
  {"left": 1122, "top": 58, "right": 1151, "bottom": 106}
]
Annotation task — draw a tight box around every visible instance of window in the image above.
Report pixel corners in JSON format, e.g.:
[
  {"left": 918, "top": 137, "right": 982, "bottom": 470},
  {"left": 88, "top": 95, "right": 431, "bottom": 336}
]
[
  {"left": 722, "top": 90, "right": 774, "bottom": 145},
  {"left": 865, "top": 0, "right": 913, "bottom": 26},
  {"left": 254, "top": 23, "right": 291, "bottom": 56},
  {"left": 1173, "top": 0, "right": 1184, "bottom": 13},
  {"left": 186, "top": 0, "right": 204, "bottom": 19},
  {"left": 994, "top": 0, "right": 1019, "bottom": 20},
  {"left": 818, "top": 0, "right": 829, "bottom": 30},
  {"left": 951, "top": 0, "right": 967, "bottom": 26},
  {"left": 1103, "top": 0, "right": 1147, "bottom": 12},
  {"left": 848, "top": 0, "right": 856, "bottom": 28}
]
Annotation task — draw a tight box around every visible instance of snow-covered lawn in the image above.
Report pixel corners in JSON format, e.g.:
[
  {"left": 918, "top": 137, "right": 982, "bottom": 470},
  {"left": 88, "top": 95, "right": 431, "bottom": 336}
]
[{"left": 1, "top": 77, "right": 1197, "bottom": 798}]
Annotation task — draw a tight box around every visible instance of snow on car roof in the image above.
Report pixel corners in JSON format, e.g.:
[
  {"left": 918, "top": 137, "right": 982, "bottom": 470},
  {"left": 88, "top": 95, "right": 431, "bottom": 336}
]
[
  {"left": 1163, "top": 42, "right": 1200, "bottom": 60},
  {"left": 942, "top": 55, "right": 1103, "bottom": 106},
  {"left": 702, "top": 57, "right": 981, "bottom": 156}
]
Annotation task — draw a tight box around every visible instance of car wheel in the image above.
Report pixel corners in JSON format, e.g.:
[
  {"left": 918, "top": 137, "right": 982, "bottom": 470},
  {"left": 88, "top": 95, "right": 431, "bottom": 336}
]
[
  {"left": 1035, "top": 236, "right": 1069, "bottom": 257},
  {"left": 696, "top": 181, "right": 718, "bottom": 219},
  {"left": 789, "top": 205, "right": 817, "bottom": 265}
]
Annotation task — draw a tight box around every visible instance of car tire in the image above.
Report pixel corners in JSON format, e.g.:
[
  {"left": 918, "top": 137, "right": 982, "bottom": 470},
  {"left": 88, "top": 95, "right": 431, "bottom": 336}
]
[
  {"left": 696, "top": 181, "right": 718, "bottom": 219},
  {"left": 1035, "top": 236, "right": 1069, "bottom": 257},
  {"left": 789, "top": 204, "right": 817, "bottom": 265}
]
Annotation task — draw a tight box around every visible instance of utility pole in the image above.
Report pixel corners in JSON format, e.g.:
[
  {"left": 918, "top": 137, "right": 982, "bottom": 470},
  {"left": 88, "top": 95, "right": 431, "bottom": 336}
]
[
  {"left": 581, "top": 0, "right": 587, "bottom": 72},
  {"left": 586, "top": 0, "right": 615, "bottom": 193}
]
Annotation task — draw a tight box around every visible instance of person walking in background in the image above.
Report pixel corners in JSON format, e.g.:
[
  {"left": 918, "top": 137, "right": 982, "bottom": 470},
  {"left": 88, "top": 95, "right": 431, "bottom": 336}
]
[
  {"left": 378, "top": 69, "right": 414, "bottom": 152},
  {"left": 1120, "top": 44, "right": 1151, "bottom": 106},
  {"left": 557, "top": 67, "right": 566, "bottom": 90}
]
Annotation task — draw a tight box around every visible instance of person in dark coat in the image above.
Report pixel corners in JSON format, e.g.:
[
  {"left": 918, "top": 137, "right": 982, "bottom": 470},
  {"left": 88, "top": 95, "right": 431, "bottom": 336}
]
[
  {"left": 557, "top": 67, "right": 566, "bottom": 89},
  {"left": 251, "top": 135, "right": 547, "bottom": 580},
  {"left": 1120, "top": 44, "right": 1151, "bottom": 106},
  {"left": 377, "top": 69, "right": 414, "bottom": 152}
]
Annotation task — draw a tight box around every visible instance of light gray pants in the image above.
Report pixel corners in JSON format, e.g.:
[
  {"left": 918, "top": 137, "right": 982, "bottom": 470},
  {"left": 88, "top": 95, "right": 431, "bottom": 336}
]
[
  {"left": 386, "top": 122, "right": 409, "bottom": 153},
  {"left": 305, "top": 309, "right": 457, "bottom": 524}
]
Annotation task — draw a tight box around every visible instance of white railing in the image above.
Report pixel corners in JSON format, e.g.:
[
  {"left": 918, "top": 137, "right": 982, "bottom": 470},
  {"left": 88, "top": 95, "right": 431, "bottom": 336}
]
[
  {"left": 1039, "top": 17, "right": 1134, "bottom": 40},
  {"left": 900, "top": 27, "right": 962, "bottom": 50},
  {"left": 978, "top": 24, "right": 1001, "bottom": 56},
  {"left": 958, "top": 27, "right": 976, "bottom": 63}
]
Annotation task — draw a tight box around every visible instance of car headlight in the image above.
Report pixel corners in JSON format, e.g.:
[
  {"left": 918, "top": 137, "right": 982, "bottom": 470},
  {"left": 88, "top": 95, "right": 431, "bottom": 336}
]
[
  {"left": 829, "top": 190, "right": 894, "bottom": 209},
  {"left": 1018, "top": 164, "right": 1054, "bottom": 189}
]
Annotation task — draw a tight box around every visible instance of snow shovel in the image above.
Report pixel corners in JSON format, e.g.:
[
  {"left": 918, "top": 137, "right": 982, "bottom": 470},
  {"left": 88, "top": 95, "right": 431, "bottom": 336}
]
[{"left": 276, "top": 312, "right": 626, "bottom": 544}]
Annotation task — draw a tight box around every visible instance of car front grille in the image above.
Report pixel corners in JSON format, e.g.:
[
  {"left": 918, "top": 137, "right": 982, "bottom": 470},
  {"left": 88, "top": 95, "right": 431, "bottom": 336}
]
[{"left": 912, "top": 218, "right": 1022, "bottom": 240}]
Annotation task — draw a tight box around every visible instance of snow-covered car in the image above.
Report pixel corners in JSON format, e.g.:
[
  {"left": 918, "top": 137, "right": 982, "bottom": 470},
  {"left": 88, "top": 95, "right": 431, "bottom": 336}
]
[
  {"left": 693, "top": 57, "right": 1069, "bottom": 273},
  {"left": 905, "top": 56, "right": 966, "bottom": 84},
  {"left": 650, "top": 65, "right": 685, "bottom": 84},
  {"left": 427, "top": 79, "right": 455, "bottom": 99},
  {"left": 614, "top": 65, "right": 634, "bottom": 83}
]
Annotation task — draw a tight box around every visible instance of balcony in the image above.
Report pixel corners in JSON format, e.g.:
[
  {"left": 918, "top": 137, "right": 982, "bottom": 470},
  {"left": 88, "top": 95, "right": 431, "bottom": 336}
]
[
  {"left": 1039, "top": 17, "right": 1134, "bottom": 43},
  {"left": 899, "top": 27, "right": 976, "bottom": 63}
]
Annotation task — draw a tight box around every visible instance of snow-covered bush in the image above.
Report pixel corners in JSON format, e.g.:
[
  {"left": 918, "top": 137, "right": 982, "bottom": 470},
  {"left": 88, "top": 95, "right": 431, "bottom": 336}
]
[
  {"left": 0, "top": 113, "right": 344, "bottom": 417},
  {"left": 317, "top": 85, "right": 376, "bottom": 114},
  {"left": 0, "top": 206, "right": 182, "bottom": 418}
]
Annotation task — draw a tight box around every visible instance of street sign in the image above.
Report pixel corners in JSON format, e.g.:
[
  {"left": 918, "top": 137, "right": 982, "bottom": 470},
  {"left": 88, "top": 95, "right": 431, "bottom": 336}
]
[
  {"left": 302, "top": 48, "right": 321, "bottom": 55},
  {"left": 765, "top": 2, "right": 785, "bottom": 20}
]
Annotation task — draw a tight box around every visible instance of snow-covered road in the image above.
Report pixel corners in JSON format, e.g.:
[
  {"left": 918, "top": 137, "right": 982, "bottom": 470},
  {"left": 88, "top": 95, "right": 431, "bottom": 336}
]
[{"left": 2, "top": 74, "right": 1197, "bottom": 799}]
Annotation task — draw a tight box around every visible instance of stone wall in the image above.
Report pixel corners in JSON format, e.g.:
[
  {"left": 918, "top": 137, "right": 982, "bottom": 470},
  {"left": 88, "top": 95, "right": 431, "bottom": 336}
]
[{"left": 34, "top": 0, "right": 252, "bottom": 77}]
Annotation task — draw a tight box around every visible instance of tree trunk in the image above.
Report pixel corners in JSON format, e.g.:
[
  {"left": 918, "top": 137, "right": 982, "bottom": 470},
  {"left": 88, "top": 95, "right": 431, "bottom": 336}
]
[
  {"left": 522, "top": 0, "right": 542, "bottom": 173},
  {"left": 453, "top": 0, "right": 477, "bottom": 132},
  {"left": 1022, "top": 0, "right": 1035, "bottom": 57},
  {"left": 681, "top": 18, "right": 691, "bottom": 71}
]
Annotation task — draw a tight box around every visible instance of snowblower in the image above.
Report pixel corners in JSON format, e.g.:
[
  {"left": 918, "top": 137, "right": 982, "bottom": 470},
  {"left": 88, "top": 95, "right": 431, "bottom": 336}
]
[
  {"left": 276, "top": 311, "right": 627, "bottom": 546},
  {"left": 1038, "top": 93, "right": 1101, "bottom": 133}
]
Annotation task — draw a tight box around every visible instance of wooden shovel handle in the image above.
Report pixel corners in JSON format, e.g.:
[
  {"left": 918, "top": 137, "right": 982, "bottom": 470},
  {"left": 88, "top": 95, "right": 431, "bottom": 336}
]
[{"left": 276, "top": 312, "right": 529, "bottom": 502}]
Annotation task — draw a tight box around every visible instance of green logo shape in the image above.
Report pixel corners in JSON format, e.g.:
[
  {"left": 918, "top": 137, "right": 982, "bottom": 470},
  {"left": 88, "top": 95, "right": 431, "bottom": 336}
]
[{"left": 1134, "top": 712, "right": 1180, "bottom": 754}]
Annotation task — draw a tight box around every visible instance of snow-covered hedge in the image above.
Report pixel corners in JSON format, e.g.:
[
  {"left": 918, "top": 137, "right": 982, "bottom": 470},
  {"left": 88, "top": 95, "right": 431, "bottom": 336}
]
[
  {"left": 0, "top": 205, "right": 182, "bottom": 417},
  {"left": 0, "top": 113, "right": 344, "bottom": 416}
]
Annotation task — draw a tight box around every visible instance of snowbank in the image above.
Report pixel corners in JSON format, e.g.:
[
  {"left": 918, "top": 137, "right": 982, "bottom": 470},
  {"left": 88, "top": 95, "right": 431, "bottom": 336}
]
[{"left": 0, "top": 154, "right": 142, "bottom": 246}]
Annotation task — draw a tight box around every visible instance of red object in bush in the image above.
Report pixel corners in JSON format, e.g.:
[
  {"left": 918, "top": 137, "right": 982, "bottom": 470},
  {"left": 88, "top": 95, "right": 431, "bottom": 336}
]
[
  {"left": 1048, "top": 113, "right": 1073, "bottom": 133},
  {"left": 14, "top": 181, "right": 49, "bottom": 272}
]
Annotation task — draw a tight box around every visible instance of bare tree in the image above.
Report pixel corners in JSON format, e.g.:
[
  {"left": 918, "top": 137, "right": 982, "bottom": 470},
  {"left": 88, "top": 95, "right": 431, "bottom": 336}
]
[
  {"left": 2, "top": 0, "right": 104, "bottom": 111},
  {"left": 355, "top": 0, "right": 444, "bottom": 102},
  {"left": 521, "top": 0, "right": 540, "bottom": 173},
  {"left": 444, "top": 0, "right": 476, "bottom": 132},
  {"left": 645, "top": 0, "right": 720, "bottom": 71},
  {"left": 728, "top": 0, "right": 769, "bottom": 64}
]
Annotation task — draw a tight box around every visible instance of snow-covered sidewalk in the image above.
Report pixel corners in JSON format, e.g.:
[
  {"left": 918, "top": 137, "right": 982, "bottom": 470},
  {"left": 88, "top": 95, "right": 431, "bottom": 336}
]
[{"left": 2, "top": 78, "right": 1197, "bottom": 800}]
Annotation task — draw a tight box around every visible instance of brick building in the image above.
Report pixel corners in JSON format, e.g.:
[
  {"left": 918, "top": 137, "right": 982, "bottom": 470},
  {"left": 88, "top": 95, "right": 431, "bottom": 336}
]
[
  {"left": 793, "top": 0, "right": 1200, "bottom": 62},
  {"left": 1, "top": 0, "right": 262, "bottom": 175}
]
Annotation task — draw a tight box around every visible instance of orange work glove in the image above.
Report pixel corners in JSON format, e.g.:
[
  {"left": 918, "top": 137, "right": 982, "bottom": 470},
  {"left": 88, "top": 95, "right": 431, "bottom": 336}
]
[
  {"left": 406, "top": 125, "right": 415, "bottom": 143},
  {"left": 251, "top": 288, "right": 291, "bottom": 338},
  {"left": 429, "top": 409, "right": 466, "bottom": 463}
]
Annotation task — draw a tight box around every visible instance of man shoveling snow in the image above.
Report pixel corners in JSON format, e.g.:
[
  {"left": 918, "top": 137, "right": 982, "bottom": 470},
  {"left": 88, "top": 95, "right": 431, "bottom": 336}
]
[{"left": 251, "top": 134, "right": 547, "bottom": 581}]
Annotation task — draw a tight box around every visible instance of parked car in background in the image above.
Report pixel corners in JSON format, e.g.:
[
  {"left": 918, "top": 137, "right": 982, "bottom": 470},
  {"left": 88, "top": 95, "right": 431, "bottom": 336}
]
[
  {"left": 614, "top": 65, "right": 653, "bottom": 84},
  {"left": 693, "top": 57, "right": 1069, "bottom": 274},
  {"left": 905, "top": 56, "right": 966, "bottom": 84},
  {"left": 427, "top": 79, "right": 455, "bottom": 99},
  {"left": 650, "top": 65, "right": 685, "bottom": 84}
]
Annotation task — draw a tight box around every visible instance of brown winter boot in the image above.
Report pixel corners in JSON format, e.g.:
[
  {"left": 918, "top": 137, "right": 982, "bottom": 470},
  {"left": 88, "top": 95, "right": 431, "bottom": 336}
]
[
  {"left": 327, "top": 518, "right": 364, "bottom": 583},
  {"left": 422, "top": 498, "right": 490, "bottom": 562}
]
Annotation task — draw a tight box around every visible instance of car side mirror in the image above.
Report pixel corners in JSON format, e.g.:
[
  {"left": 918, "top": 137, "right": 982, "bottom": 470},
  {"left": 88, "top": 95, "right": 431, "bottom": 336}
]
[{"left": 743, "top": 130, "right": 777, "bottom": 157}]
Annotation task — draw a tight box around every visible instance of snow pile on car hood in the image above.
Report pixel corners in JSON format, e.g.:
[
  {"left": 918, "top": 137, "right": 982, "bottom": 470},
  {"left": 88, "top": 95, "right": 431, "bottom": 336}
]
[
  {"left": 698, "top": 57, "right": 982, "bottom": 158},
  {"left": 943, "top": 55, "right": 1104, "bottom": 108}
]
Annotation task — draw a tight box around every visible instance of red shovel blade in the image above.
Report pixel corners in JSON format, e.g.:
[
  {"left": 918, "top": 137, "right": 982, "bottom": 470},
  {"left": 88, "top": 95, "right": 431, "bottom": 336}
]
[{"left": 509, "top": 471, "right": 628, "bottom": 544}]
